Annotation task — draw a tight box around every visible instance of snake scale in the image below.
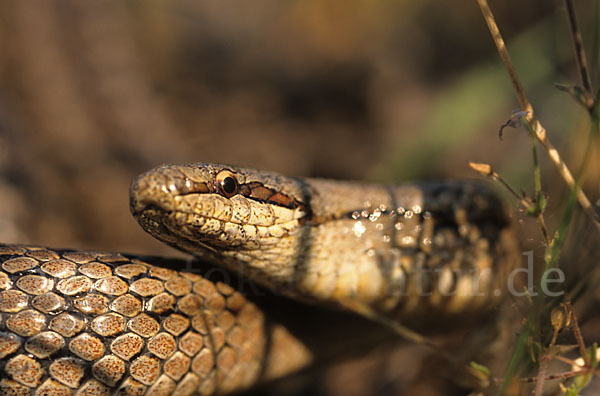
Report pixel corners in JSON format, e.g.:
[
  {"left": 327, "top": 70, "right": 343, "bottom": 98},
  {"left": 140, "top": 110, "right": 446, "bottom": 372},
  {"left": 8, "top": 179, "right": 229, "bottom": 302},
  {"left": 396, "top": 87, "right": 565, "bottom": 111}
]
[{"left": 0, "top": 163, "right": 519, "bottom": 395}]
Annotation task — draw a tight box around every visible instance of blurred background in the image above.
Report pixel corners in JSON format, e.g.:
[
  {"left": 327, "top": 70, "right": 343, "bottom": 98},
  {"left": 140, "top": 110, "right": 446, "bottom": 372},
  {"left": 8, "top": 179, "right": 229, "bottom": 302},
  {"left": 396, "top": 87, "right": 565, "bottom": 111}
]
[{"left": 0, "top": 1, "right": 599, "bottom": 395}]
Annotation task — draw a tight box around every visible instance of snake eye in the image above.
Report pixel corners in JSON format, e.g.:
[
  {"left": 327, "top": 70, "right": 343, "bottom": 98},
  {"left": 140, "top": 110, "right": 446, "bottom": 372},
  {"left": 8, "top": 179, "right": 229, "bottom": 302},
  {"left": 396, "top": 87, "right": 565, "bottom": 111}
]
[{"left": 215, "top": 170, "right": 239, "bottom": 198}]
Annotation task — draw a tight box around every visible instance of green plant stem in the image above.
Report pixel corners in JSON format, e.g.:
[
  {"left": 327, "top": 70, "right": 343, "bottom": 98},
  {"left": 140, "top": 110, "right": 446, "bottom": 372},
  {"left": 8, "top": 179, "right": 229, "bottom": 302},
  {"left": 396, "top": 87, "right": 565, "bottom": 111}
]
[{"left": 526, "top": 120, "right": 551, "bottom": 245}]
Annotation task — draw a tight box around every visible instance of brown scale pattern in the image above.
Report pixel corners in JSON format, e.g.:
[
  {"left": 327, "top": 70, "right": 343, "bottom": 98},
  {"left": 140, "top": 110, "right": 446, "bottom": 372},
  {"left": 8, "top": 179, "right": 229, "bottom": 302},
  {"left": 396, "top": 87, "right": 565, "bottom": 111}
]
[{"left": 0, "top": 244, "right": 313, "bottom": 395}]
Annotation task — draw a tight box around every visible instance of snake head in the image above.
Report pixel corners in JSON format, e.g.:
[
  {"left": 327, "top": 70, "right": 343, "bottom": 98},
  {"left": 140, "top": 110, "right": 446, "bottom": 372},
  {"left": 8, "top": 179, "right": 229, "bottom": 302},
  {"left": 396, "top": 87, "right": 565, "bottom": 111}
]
[{"left": 130, "top": 163, "right": 309, "bottom": 267}]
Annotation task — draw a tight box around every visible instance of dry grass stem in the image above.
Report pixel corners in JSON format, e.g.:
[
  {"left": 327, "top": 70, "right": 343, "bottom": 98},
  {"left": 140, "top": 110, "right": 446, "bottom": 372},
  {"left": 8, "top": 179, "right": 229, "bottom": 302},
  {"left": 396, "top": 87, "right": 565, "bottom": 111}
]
[
  {"left": 564, "top": 0, "right": 594, "bottom": 106},
  {"left": 476, "top": 0, "right": 528, "bottom": 109},
  {"left": 532, "top": 122, "right": 600, "bottom": 229},
  {"left": 476, "top": 0, "right": 600, "bottom": 230}
]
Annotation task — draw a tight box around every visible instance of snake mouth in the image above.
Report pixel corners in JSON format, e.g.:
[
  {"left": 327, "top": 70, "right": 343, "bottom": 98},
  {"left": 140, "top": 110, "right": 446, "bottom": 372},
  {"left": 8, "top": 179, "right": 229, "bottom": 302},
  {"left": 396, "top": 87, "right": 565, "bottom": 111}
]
[
  {"left": 130, "top": 200, "right": 223, "bottom": 258},
  {"left": 133, "top": 203, "right": 170, "bottom": 220},
  {"left": 130, "top": 189, "right": 174, "bottom": 219},
  {"left": 130, "top": 201, "right": 175, "bottom": 241}
]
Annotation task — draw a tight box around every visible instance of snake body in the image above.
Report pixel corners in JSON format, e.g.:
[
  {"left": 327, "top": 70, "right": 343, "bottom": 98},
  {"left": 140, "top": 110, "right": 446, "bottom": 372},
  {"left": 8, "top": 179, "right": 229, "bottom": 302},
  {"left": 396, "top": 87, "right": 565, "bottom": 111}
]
[
  {"left": 0, "top": 163, "right": 519, "bottom": 394},
  {"left": 0, "top": 244, "right": 392, "bottom": 395}
]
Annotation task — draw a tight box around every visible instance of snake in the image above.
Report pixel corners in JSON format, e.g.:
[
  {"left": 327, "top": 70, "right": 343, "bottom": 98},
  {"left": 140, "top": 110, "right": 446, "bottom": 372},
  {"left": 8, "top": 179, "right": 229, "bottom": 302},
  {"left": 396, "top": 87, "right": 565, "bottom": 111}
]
[{"left": 0, "top": 163, "right": 519, "bottom": 395}]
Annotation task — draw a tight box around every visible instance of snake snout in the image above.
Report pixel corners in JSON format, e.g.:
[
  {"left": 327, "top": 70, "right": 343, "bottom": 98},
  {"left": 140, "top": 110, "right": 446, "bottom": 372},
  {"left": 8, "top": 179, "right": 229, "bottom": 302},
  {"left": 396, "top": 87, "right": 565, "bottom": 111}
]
[{"left": 129, "top": 168, "right": 180, "bottom": 217}]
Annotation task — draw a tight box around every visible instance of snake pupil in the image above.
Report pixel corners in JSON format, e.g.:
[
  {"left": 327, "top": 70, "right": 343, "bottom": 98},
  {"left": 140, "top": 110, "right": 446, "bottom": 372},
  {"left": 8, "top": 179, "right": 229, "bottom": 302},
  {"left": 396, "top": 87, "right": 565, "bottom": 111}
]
[{"left": 222, "top": 177, "right": 236, "bottom": 194}]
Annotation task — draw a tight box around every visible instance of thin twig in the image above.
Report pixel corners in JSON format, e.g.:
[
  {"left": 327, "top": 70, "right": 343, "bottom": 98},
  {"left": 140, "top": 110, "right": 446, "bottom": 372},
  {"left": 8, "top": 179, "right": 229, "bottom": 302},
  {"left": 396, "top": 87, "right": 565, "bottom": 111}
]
[
  {"left": 552, "top": 354, "right": 581, "bottom": 368},
  {"left": 468, "top": 162, "right": 528, "bottom": 206},
  {"left": 468, "top": 162, "right": 551, "bottom": 244},
  {"left": 521, "top": 369, "right": 588, "bottom": 383},
  {"left": 565, "top": 300, "right": 589, "bottom": 366},
  {"left": 533, "top": 354, "right": 549, "bottom": 395},
  {"left": 564, "top": 0, "right": 594, "bottom": 107},
  {"left": 533, "top": 320, "right": 562, "bottom": 396}
]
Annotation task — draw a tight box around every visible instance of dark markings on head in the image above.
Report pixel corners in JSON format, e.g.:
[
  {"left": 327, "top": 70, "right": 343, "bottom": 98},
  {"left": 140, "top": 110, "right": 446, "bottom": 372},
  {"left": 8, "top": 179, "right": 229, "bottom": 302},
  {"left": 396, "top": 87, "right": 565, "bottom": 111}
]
[
  {"left": 239, "top": 181, "right": 303, "bottom": 210},
  {"left": 177, "top": 169, "right": 306, "bottom": 211}
]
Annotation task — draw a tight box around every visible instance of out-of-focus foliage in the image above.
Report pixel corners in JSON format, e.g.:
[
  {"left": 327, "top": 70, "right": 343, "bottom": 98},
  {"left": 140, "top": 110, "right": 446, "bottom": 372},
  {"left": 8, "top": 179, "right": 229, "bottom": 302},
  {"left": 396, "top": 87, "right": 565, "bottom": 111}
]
[{"left": 2, "top": 0, "right": 590, "bottom": 254}]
